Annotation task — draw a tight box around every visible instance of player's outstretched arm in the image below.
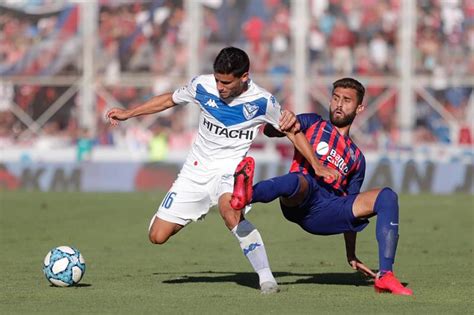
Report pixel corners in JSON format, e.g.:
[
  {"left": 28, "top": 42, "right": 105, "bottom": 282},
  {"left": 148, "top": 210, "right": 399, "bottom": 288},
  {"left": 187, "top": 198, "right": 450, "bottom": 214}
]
[
  {"left": 263, "top": 110, "right": 299, "bottom": 136},
  {"left": 106, "top": 92, "right": 177, "bottom": 126},
  {"left": 264, "top": 121, "right": 340, "bottom": 182},
  {"left": 279, "top": 109, "right": 299, "bottom": 132},
  {"left": 287, "top": 131, "right": 340, "bottom": 183},
  {"left": 344, "top": 232, "right": 376, "bottom": 278},
  {"left": 264, "top": 112, "right": 339, "bottom": 182}
]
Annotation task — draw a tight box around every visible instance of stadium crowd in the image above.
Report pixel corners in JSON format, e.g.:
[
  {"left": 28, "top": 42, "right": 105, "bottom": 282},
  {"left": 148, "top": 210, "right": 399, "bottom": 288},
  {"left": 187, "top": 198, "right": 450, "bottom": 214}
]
[{"left": 0, "top": 0, "right": 472, "bottom": 152}]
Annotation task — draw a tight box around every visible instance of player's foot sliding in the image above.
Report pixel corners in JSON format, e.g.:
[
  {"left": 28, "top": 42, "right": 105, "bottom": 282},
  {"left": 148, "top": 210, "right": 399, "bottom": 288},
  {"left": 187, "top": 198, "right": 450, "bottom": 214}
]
[
  {"left": 374, "top": 271, "right": 413, "bottom": 295},
  {"left": 231, "top": 157, "right": 255, "bottom": 210}
]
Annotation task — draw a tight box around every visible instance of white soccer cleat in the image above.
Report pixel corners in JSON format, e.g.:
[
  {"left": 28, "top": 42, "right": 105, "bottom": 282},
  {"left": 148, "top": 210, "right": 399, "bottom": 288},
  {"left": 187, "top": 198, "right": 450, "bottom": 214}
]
[{"left": 260, "top": 281, "right": 280, "bottom": 294}]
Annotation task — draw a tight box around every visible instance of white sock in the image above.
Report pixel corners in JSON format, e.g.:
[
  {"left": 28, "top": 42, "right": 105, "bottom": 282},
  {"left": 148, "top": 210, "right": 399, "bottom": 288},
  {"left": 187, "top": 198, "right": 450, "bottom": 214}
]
[{"left": 231, "top": 220, "right": 277, "bottom": 285}]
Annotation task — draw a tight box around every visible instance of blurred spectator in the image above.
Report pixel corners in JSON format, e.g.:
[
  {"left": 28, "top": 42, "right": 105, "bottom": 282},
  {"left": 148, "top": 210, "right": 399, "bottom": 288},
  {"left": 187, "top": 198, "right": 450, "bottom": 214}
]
[
  {"left": 167, "top": 107, "right": 195, "bottom": 151},
  {"left": 308, "top": 23, "right": 326, "bottom": 67},
  {"left": 0, "top": 163, "right": 20, "bottom": 190},
  {"left": 369, "top": 32, "right": 389, "bottom": 72},
  {"left": 76, "top": 128, "right": 94, "bottom": 162},
  {"left": 458, "top": 125, "right": 473, "bottom": 145},
  {"left": 35, "top": 120, "right": 72, "bottom": 149},
  {"left": 96, "top": 120, "right": 115, "bottom": 146},
  {"left": 0, "top": 111, "right": 15, "bottom": 148},
  {"left": 329, "top": 18, "right": 355, "bottom": 74},
  {"left": 148, "top": 120, "right": 169, "bottom": 161}
]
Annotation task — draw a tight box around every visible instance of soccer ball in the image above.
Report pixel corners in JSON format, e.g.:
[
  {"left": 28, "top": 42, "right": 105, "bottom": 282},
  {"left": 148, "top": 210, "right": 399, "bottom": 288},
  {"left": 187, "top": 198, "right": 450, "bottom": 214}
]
[{"left": 43, "top": 246, "right": 86, "bottom": 287}]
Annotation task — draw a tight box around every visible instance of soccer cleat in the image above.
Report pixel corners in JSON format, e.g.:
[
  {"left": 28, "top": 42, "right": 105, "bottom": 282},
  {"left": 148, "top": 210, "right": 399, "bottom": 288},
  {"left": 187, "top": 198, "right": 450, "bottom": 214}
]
[
  {"left": 260, "top": 281, "right": 280, "bottom": 294},
  {"left": 374, "top": 271, "right": 413, "bottom": 295},
  {"left": 230, "top": 157, "right": 255, "bottom": 210}
]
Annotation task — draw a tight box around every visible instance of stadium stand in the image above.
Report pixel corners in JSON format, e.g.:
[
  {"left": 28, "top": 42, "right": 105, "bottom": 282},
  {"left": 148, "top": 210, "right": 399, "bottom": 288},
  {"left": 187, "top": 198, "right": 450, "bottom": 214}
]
[{"left": 0, "top": 0, "right": 472, "bottom": 155}]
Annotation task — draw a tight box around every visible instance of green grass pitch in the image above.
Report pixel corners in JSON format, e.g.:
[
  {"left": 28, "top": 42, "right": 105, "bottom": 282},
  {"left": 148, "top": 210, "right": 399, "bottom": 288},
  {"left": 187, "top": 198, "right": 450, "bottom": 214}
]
[{"left": 0, "top": 192, "right": 472, "bottom": 314}]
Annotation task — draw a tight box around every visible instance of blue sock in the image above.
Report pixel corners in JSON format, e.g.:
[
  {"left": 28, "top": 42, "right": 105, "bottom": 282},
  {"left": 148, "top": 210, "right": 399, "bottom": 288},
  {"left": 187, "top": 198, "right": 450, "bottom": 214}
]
[
  {"left": 251, "top": 173, "right": 300, "bottom": 203},
  {"left": 374, "top": 187, "right": 400, "bottom": 275}
]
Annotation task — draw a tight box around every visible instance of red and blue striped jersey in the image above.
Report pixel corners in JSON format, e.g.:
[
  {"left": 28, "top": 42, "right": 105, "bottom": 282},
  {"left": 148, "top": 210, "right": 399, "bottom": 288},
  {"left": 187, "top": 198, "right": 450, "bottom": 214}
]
[{"left": 289, "top": 113, "right": 366, "bottom": 195}]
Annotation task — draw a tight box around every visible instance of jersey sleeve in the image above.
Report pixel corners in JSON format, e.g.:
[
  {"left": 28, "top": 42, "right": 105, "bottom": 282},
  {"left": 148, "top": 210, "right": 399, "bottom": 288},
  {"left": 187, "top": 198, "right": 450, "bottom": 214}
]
[
  {"left": 264, "top": 95, "right": 282, "bottom": 129},
  {"left": 297, "top": 113, "right": 323, "bottom": 132},
  {"left": 172, "top": 76, "right": 198, "bottom": 105},
  {"left": 346, "top": 155, "right": 366, "bottom": 195}
]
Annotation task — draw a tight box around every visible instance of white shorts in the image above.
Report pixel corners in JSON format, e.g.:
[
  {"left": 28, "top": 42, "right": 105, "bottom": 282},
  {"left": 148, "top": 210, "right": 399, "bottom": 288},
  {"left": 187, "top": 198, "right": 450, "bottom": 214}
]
[{"left": 152, "top": 171, "right": 234, "bottom": 226}]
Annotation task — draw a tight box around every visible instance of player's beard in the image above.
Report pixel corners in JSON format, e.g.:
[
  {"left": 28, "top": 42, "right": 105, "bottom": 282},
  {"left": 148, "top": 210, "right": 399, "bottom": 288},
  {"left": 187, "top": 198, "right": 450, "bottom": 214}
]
[
  {"left": 219, "top": 91, "right": 230, "bottom": 99},
  {"left": 330, "top": 109, "right": 357, "bottom": 128}
]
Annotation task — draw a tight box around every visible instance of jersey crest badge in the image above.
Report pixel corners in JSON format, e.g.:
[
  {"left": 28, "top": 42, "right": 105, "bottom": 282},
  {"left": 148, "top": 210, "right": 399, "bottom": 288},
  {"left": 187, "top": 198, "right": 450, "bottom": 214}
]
[{"left": 243, "top": 102, "right": 259, "bottom": 120}]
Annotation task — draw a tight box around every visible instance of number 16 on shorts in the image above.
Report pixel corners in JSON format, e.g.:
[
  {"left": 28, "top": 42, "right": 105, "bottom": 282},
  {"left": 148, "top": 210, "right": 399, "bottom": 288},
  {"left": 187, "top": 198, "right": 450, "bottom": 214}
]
[{"left": 161, "top": 192, "right": 177, "bottom": 209}]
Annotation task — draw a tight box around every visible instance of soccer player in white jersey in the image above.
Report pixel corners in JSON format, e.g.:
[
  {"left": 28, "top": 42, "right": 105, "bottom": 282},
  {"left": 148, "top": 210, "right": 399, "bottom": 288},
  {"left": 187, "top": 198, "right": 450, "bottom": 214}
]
[{"left": 107, "top": 47, "right": 337, "bottom": 294}]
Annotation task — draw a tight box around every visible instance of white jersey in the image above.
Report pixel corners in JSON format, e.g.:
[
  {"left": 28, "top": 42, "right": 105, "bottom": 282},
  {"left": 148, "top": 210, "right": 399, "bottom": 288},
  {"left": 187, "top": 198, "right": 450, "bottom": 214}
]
[{"left": 172, "top": 74, "right": 282, "bottom": 180}]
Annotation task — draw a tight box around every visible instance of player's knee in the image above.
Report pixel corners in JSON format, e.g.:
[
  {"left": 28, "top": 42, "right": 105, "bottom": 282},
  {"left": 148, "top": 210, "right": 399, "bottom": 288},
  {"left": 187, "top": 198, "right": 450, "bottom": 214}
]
[
  {"left": 219, "top": 202, "right": 242, "bottom": 230},
  {"left": 281, "top": 175, "right": 308, "bottom": 207},
  {"left": 148, "top": 230, "right": 169, "bottom": 245},
  {"left": 221, "top": 211, "right": 241, "bottom": 230},
  {"left": 380, "top": 187, "right": 398, "bottom": 206}
]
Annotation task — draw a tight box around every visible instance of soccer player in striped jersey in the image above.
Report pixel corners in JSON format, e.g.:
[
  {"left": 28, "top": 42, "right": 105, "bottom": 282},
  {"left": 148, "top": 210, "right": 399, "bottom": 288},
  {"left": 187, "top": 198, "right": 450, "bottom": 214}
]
[
  {"left": 106, "top": 47, "right": 336, "bottom": 294},
  {"left": 231, "top": 77, "right": 413, "bottom": 295}
]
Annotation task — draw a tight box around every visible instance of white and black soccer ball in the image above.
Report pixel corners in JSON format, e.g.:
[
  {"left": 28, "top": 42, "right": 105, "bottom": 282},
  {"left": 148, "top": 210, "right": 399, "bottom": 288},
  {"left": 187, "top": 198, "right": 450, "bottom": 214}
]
[{"left": 43, "top": 246, "right": 86, "bottom": 287}]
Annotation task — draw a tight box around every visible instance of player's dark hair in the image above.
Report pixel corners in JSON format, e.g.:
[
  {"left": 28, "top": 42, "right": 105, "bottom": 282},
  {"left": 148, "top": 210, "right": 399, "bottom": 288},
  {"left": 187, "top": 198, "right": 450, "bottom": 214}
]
[
  {"left": 332, "top": 78, "right": 365, "bottom": 105},
  {"left": 213, "top": 46, "right": 250, "bottom": 77}
]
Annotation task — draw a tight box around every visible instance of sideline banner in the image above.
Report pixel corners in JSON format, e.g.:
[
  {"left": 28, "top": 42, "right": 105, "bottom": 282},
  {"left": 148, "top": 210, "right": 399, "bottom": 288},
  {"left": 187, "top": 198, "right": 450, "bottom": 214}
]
[{"left": 0, "top": 159, "right": 472, "bottom": 194}]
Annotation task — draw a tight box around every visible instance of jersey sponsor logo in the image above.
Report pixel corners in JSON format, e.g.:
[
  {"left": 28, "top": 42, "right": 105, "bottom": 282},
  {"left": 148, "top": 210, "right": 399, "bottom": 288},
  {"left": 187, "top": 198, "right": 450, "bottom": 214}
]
[
  {"left": 205, "top": 99, "right": 218, "bottom": 108},
  {"left": 202, "top": 117, "right": 255, "bottom": 140},
  {"left": 243, "top": 102, "right": 259, "bottom": 120},
  {"left": 327, "top": 149, "right": 349, "bottom": 174},
  {"left": 316, "top": 141, "right": 329, "bottom": 156}
]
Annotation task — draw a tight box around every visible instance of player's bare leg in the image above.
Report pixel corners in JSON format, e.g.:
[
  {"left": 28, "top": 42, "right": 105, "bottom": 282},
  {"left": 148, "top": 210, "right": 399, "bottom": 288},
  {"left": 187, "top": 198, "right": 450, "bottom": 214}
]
[
  {"left": 219, "top": 193, "right": 279, "bottom": 294},
  {"left": 148, "top": 217, "right": 184, "bottom": 244},
  {"left": 352, "top": 188, "right": 413, "bottom": 295},
  {"left": 351, "top": 189, "right": 379, "bottom": 218}
]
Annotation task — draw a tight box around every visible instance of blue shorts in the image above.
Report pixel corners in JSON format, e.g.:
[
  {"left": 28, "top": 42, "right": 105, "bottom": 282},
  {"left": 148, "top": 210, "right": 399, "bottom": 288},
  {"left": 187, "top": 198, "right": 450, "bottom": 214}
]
[{"left": 279, "top": 173, "right": 369, "bottom": 235}]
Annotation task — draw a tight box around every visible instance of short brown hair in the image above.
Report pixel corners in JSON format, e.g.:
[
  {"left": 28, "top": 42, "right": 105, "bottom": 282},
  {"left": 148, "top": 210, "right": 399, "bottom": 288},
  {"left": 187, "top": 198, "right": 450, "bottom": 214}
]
[{"left": 332, "top": 78, "right": 365, "bottom": 105}]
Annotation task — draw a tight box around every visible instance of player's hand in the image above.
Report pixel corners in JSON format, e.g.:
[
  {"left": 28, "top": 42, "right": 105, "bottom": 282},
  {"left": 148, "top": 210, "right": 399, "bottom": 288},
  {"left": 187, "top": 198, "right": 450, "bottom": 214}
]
[
  {"left": 279, "top": 110, "right": 299, "bottom": 133},
  {"left": 348, "top": 257, "right": 376, "bottom": 278},
  {"left": 313, "top": 164, "right": 340, "bottom": 184},
  {"left": 106, "top": 108, "right": 129, "bottom": 126}
]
